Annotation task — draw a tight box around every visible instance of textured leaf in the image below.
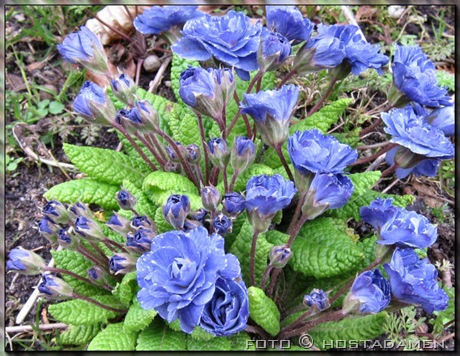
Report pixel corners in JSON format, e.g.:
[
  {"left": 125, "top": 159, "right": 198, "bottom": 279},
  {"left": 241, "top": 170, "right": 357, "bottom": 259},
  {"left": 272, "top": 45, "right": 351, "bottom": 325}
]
[
  {"left": 290, "top": 218, "right": 365, "bottom": 278},
  {"left": 136, "top": 318, "right": 187, "bottom": 351},
  {"left": 122, "top": 179, "right": 157, "bottom": 218},
  {"left": 87, "top": 322, "right": 137, "bottom": 351},
  {"left": 116, "top": 131, "right": 157, "bottom": 165},
  {"left": 230, "top": 220, "right": 274, "bottom": 286},
  {"left": 290, "top": 98, "right": 354, "bottom": 134},
  {"left": 51, "top": 250, "right": 110, "bottom": 297},
  {"left": 331, "top": 127, "right": 362, "bottom": 148},
  {"left": 44, "top": 179, "right": 119, "bottom": 210},
  {"left": 48, "top": 295, "right": 125, "bottom": 325},
  {"left": 63, "top": 143, "right": 150, "bottom": 186},
  {"left": 112, "top": 271, "right": 138, "bottom": 308},
  {"left": 154, "top": 206, "right": 172, "bottom": 233},
  {"left": 348, "top": 171, "right": 382, "bottom": 194},
  {"left": 187, "top": 336, "right": 231, "bottom": 350},
  {"left": 309, "top": 312, "right": 389, "bottom": 350},
  {"left": 124, "top": 298, "right": 157, "bottom": 333},
  {"left": 169, "top": 109, "right": 202, "bottom": 146},
  {"left": 143, "top": 171, "right": 198, "bottom": 196},
  {"left": 248, "top": 286, "right": 280, "bottom": 337},
  {"left": 59, "top": 324, "right": 101, "bottom": 346},
  {"left": 229, "top": 332, "right": 255, "bottom": 350},
  {"left": 190, "top": 326, "right": 215, "bottom": 341}
]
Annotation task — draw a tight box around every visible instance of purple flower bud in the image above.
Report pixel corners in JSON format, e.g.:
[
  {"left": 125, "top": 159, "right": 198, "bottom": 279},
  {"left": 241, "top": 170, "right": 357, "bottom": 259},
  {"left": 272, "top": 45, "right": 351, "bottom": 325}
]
[
  {"left": 110, "top": 73, "right": 137, "bottom": 106},
  {"left": 38, "top": 217, "right": 59, "bottom": 244},
  {"left": 57, "top": 26, "right": 108, "bottom": 75},
  {"left": 269, "top": 245, "right": 291, "bottom": 268},
  {"left": 115, "top": 108, "right": 142, "bottom": 131},
  {"left": 231, "top": 136, "right": 256, "bottom": 173},
  {"left": 131, "top": 215, "right": 154, "bottom": 229},
  {"left": 258, "top": 29, "right": 291, "bottom": 72},
  {"left": 74, "top": 216, "right": 105, "bottom": 241},
  {"left": 109, "top": 253, "right": 137, "bottom": 275},
  {"left": 87, "top": 266, "right": 108, "bottom": 285},
  {"left": 107, "top": 212, "right": 133, "bottom": 236},
  {"left": 185, "top": 144, "right": 201, "bottom": 163},
  {"left": 304, "top": 289, "right": 330, "bottom": 311},
  {"left": 68, "top": 201, "right": 91, "bottom": 220},
  {"left": 200, "top": 185, "right": 221, "bottom": 212},
  {"left": 241, "top": 85, "right": 298, "bottom": 148},
  {"left": 57, "top": 228, "right": 79, "bottom": 250},
  {"left": 43, "top": 200, "right": 70, "bottom": 224},
  {"left": 343, "top": 269, "right": 391, "bottom": 314},
  {"left": 126, "top": 227, "right": 155, "bottom": 253},
  {"left": 163, "top": 194, "right": 190, "bottom": 230},
  {"left": 213, "top": 214, "right": 232, "bottom": 235},
  {"left": 164, "top": 160, "right": 182, "bottom": 173},
  {"left": 115, "top": 189, "right": 137, "bottom": 211},
  {"left": 222, "top": 192, "right": 246, "bottom": 217},
  {"left": 207, "top": 138, "right": 230, "bottom": 169},
  {"left": 183, "top": 218, "right": 203, "bottom": 232},
  {"left": 166, "top": 142, "right": 186, "bottom": 162},
  {"left": 7, "top": 247, "right": 46, "bottom": 275},
  {"left": 38, "top": 274, "right": 74, "bottom": 299},
  {"left": 189, "top": 208, "right": 208, "bottom": 223},
  {"left": 136, "top": 100, "right": 160, "bottom": 130},
  {"left": 73, "top": 81, "right": 116, "bottom": 125}
]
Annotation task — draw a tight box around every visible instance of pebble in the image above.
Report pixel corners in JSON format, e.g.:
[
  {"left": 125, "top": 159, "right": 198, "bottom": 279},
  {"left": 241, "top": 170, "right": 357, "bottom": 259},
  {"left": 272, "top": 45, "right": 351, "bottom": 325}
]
[{"left": 143, "top": 55, "right": 161, "bottom": 72}]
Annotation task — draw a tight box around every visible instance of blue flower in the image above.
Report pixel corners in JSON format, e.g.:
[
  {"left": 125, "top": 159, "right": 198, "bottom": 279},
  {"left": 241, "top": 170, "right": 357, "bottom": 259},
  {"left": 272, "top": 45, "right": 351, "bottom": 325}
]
[
  {"left": 288, "top": 129, "right": 358, "bottom": 175},
  {"left": 213, "top": 214, "right": 232, "bottom": 235},
  {"left": 115, "top": 108, "right": 143, "bottom": 131},
  {"left": 344, "top": 269, "right": 391, "bottom": 314},
  {"left": 231, "top": 136, "right": 256, "bottom": 172},
  {"left": 172, "top": 11, "right": 262, "bottom": 80},
  {"left": 115, "top": 189, "right": 137, "bottom": 210},
  {"left": 134, "top": 6, "right": 203, "bottom": 35},
  {"left": 126, "top": 228, "right": 155, "bottom": 252},
  {"left": 385, "top": 147, "right": 441, "bottom": 179},
  {"left": 240, "top": 85, "right": 298, "bottom": 147},
  {"left": 74, "top": 216, "right": 105, "bottom": 241},
  {"left": 109, "top": 253, "right": 136, "bottom": 275},
  {"left": 163, "top": 194, "right": 191, "bottom": 230},
  {"left": 222, "top": 192, "right": 246, "bottom": 217},
  {"left": 201, "top": 185, "right": 221, "bottom": 212},
  {"left": 110, "top": 74, "right": 137, "bottom": 106},
  {"left": 266, "top": 6, "right": 313, "bottom": 44},
  {"left": 360, "top": 197, "right": 400, "bottom": 233},
  {"left": 382, "top": 105, "right": 454, "bottom": 160},
  {"left": 38, "top": 217, "right": 59, "bottom": 243},
  {"left": 136, "top": 227, "right": 228, "bottom": 333},
  {"left": 38, "top": 274, "right": 73, "bottom": 299},
  {"left": 302, "top": 173, "right": 354, "bottom": 219},
  {"left": 384, "top": 248, "right": 449, "bottom": 313},
  {"left": 424, "top": 106, "right": 455, "bottom": 137},
  {"left": 208, "top": 138, "right": 230, "bottom": 169},
  {"left": 304, "top": 289, "right": 330, "bottom": 311},
  {"left": 57, "top": 26, "right": 108, "bottom": 75},
  {"left": 245, "top": 174, "right": 297, "bottom": 231},
  {"left": 57, "top": 228, "right": 78, "bottom": 249},
  {"left": 73, "top": 81, "right": 116, "bottom": 124},
  {"left": 7, "top": 248, "right": 46, "bottom": 275},
  {"left": 392, "top": 45, "right": 452, "bottom": 107},
  {"left": 258, "top": 29, "right": 291, "bottom": 72}
]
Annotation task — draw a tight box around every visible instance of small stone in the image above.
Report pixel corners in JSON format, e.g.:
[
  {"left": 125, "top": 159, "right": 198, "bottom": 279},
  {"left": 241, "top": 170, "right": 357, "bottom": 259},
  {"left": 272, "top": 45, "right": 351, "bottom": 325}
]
[{"left": 143, "top": 55, "right": 161, "bottom": 72}]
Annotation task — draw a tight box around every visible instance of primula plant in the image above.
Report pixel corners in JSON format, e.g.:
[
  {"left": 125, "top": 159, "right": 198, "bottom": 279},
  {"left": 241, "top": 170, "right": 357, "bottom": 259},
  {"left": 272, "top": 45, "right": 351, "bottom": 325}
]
[{"left": 6, "top": 5, "right": 454, "bottom": 351}]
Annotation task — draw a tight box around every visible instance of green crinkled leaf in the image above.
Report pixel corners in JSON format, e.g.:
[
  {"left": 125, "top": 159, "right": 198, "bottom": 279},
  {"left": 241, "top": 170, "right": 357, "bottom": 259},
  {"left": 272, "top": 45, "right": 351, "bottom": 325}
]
[
  {"left": 224, "top": 211, "right": 247, "bottom": 250},
  {"left": 124, "top": 298, "right": 157, "bottom": 333},
  {"left": 116, "top": 131, "right": 158, "bottom": 172},
  {"left": 290, "top": 98, "right": 354, "bottom": 134},
  {"left": 348, "top": 171, "right": 382, "bottom": 195},
  {"left": 143, "top": 171, "right": 198, "bottom": 196},
  {"left": 122, "top": 179, "right": 157, "bottom": 218},
  {"left": 229, "top": 220, "right": 274, "bottom": 286},
  {"left": 51, "top": 250, "right": 110, "bottom": 297},
  {"left": 331, "top": 127, "right": 362, "bottom": 148},
  {"left": 169, "top": 109, "right": 201, "bottom": 146},
  {"left": 112, "top": 271, "right": 138, "bottom": 308},
  {"left": 87, "top": 322, "right": 137, "bottom": 351},
  {"left": 63, "top": 143, "right": 150, "bottom": 187},
  {"left": 309, "top": 312, "right": 389, "bottom": 350},
  {"left": 248, "top": 286, "right": 280, "bottom": 337},
  {"left": 136, "top": 318, "right": 187, "bottom": 351},
  {"left": 59, "top": 324, "right": 101, "bottom": 346},
  {"left": 154, "top": 206, "right": 172, "bottom": 233},
  {"left": 190, "top": 326, "right": 215, "bottom": 341},
  {"left": 229, "top": 332, "right": 255, "bottom": 350},
  {"left": 290, "top": 217, "right": 365, "bottom": 278},
  {"left": 44, "top": 179, "right": 119, "bottom": 211},
  {"left": 187, "top": 336, "right": 231, "bottom": 350},
  {"left": 48, "top": 295, "right": 125, "bottom": 325}
]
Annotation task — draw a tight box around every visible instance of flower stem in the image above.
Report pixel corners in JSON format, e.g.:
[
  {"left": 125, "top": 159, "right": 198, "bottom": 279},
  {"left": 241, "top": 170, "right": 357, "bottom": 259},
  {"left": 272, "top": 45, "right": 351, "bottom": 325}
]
[
  {"left": 44, "top": 267, "right": 112, "bottom": 291},
  {"left": 196, "top": 113, "right": 210, "bottom": 184},
  {"left": 222, "top": 165, "right": 229, "bottom": 193},
  {"left": 275, "top": 144, "right": 294, "bottom": 182},
  {"left": 246, "top": 70, "right": 264, "bottom": 94},
  {"left": 359, "top": 118, "right": 382, "bottom": 137},
  {"left": 72, "top": 292, "right": 127, "bottom": 313},
  {"left": 102, "top": 238, "right": 128, "bottom": 254},
  {"left": 260, "top": 265, "right": 274, "bottom": 290},
  {"left": 381, "top": 162, "right": 399, "bottom": 178},
  {"left": 286, "top": 191, "right": 307, "bottom": 236},
  {"left": 267, "top": 268, "right": 282, "bottom": 298},
  {"left": 228, "top": 169, "right": 240, "bottom": 192},
  {"left": 286, "top": 214, "right": 309, "bottom": 249},
  {"left": 133, "top": 132, "right": 165, "bottom": 168},
  {"left": 307, "top": 76, "right": 339, "bottom": 117},
  {"left": 249, "top": 231, "right": 261, "bottom": 286},
  {"left": 77, "top": 245, "right": 109, "bottom": 273},
  {"left": 349, "top": 143, "right": 398, "bottom": 166},
  {"left": 277, "top": 69, "right": 297, "bottom": 89}
]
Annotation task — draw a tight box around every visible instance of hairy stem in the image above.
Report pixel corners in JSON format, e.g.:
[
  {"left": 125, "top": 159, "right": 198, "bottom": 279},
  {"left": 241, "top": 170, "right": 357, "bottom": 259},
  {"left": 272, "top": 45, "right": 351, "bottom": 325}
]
[
  {"left": 308, "top": 76, "right": 339, "bottom": 117},
  {"left": 275, "top": 144, "right": 294, "bottom": 182},
  {"left": 45, "top": 267, "right": 112, "bottom": 291},
  {"left": 197, "top": 113, "right": 210, "bottom": 184},
  {"left": 277, "top": 69, "right": 297, "bottom": 89},
  {"left": 249, "top": 231, "right": 261, "bottom": 286}
]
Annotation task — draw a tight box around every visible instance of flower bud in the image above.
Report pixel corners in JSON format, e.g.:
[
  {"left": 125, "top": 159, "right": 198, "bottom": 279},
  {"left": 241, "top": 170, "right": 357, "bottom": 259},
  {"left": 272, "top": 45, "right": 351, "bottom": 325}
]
[
  {"left": 131, "top": 215, "right": 154, "bottom": 229},
  {"left": 189, "top": 208, "right": 208, "bottom": 223},
  {"left": 73, "top": 81, "right": 116, "bottom": 125},
  {"left": 392, "top": 145, "right": 426, "bottom": 169},
  {"left": 38, "top": 274, "right": 74, "bottom": 299},
  {"left": 230, "top": 136, "right": 256, "bottom": 173},
  {"left": 7, "top": 247, "right": 46, "bottom": 275},
  {"left": 68, "top": 201, "right": 92, "bottom": 220},
  {"left": 109, "top": 253, "right": 137, "bottom": 275},
  {"left": 222, "top": 192, "right": 246, "bottom": 217},
  {"left": 57, "top": 228, "right": 79, "bottom": 250},
  {"left": 126, "top": 227, "right": 155, "bottom": 253},
  {"left": 136, "top": 100, "right": 160, "bottom": 130},
  {"left": 258, "top": 29, "right": 291, "bottom": 72},
  {"left": 303, "top": 289, "right": 330, "bottom": 311},
  {"left": 213, "top": 214, "right": 232, "bottom": 235},
  {"left": 164, "top": 161, "right": 182, "bottom": 173},
  {"left": 38, "top": 217, "right": 59, "bottom": 244},
  {"left": 106, "top": 212, "right": 133, "bottom": 236},
  {"left": 163, "top": 194, "right": 190, "bottom": 230},
  {"left": 166, "top": 142, "right": 186, "bottom": 162},
  {"left": 186, "top": 144, "right": 201, "bottom": 163},
  {"left": 87, "top": 266, "right": 109, "bottom": 285},
  {"left": 269, "top": 245, "right": 292, "bottom": 268},
  {"left": 43, "top": 200, "right": 70, "bottom": 224},
  {"left": 115, "top": 189, "right": 137, "bottom": 211},
  {"left": 183, "top": 218, "right": 203, "bottom": 232},
  {"left": 115, "top": 108, "right": 143, "bottom": 132},
  {"left": 74, "top": 216, "right": 105, "bottom": 241},
  {"left": 111, "top": 73, "right": 137, "bottom": 106},
  {"left": 201, "top": 185, "right": 221, "bottom": 212},
  {"left": 207, "top": 138, "right": 230, "bottom": 169}
]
